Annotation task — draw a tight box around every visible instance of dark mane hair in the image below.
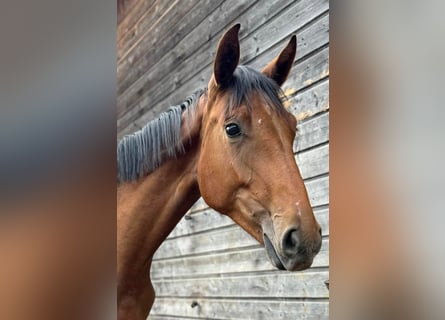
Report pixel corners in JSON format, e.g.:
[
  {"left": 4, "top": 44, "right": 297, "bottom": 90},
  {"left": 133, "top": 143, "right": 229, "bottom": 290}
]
[
  {"left": 223, "top": 65, "right": 287, "bottom": 117},
  {"left": 117, "top": 89, "right": 205, "bottom": 182}
]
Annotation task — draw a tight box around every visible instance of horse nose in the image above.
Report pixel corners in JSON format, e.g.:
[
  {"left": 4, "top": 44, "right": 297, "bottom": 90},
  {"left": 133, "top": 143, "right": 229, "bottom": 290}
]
[
  {"left": 282, "top": 226, "right": 322, "bottom": 256},
  {"left": 282, "top": 227, "right": 300, "bottom": 255}
]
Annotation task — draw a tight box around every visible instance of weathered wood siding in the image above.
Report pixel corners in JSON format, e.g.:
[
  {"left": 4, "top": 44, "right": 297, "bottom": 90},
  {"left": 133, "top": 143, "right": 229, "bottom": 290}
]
[{"left": 117, "top": 1, "right": 329, "bottom": 319}]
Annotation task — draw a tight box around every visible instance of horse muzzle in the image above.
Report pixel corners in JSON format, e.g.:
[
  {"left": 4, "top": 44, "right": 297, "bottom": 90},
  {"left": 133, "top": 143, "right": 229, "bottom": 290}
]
[{"left": 263, "top": 226, "right": 322, "bottom": 271}]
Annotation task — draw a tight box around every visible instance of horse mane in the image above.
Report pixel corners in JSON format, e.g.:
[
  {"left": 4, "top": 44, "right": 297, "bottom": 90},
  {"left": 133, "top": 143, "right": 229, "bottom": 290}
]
[
  {"left": 117, "top": 88, "right": 206, "bottom": 182},
  {"left": 117, "top": 66, "right": 286, "bottom": 183}
]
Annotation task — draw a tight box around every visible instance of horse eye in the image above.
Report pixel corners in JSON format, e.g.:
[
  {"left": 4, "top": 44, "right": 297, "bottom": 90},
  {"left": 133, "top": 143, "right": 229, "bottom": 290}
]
[{"left": 225, "top": 123, "right": 242, "bottom": 137}]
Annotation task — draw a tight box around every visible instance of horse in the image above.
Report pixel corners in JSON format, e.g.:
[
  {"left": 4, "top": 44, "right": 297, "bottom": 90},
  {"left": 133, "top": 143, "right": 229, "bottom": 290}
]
[{"left": 117, "top": 24, "right": 322, "bottom": 319}]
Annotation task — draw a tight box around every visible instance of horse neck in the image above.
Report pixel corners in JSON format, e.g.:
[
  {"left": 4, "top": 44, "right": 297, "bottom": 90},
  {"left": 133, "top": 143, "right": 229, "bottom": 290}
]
[{"left": 117, "top": 95, "right": 206, "bottom": 283}]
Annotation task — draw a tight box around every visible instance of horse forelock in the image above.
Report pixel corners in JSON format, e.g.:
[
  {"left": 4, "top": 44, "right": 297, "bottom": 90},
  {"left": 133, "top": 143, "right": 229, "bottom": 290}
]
[{"left": 218, "top": 65, "right": 288, "bottom": 118}]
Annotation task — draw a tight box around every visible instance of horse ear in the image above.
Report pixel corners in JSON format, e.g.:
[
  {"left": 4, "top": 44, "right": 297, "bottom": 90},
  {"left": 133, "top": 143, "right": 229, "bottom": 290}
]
[
  {"left": 213, "top": 24, "right": 240, "bottom": 87},
  {"left": 262, "top": 35, "right": 296, "bottom": 86}
]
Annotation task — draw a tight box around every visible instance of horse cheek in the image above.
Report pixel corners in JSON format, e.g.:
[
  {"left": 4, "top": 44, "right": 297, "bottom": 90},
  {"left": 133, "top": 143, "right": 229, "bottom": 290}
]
[{"left": 198, "top": 154, "right": 235, "bottom": 213}]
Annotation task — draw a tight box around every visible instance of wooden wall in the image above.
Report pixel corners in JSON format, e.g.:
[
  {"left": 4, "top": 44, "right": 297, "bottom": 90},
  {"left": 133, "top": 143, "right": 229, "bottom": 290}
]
[{"left": 117, "top": 0, "right": 329, "bottom": 318}]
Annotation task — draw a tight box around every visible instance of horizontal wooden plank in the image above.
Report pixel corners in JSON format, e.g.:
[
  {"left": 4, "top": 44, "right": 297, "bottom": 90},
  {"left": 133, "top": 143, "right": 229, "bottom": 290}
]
[
  {"left": 150, "top": 297, "right": 328, "bottom": 319},
  {"left": 118, "top": 1, "right": 329, "bottom": 136},
  {"left": 117, "top": 0, "right": 140, "bottom": 23},
  {"left": 145, "top": 9, "right": 329, "bottom": 117},
  {"left": 306, "top": 175, "right": 329, "bottom": 208},
  {"left": 153, "top": 270, "right": 329, "bottom": 299},
  {"left": 156, "top": 208, "right": 328, "bottom": 260},
  {"left": 117, "top": 0, "right": 301, "bottom": 117},
  {"left": 118, "top": 0, "right": 174, "bottom": 58},
  {"left": 118, "top": 0, "right": 144, "bottom": 24},
  {"left": 283, "top": 46, "right": 329, "bottom": 98},
  {"left": 156, "top": 224, "right": 256, "bottom": 260},
  {"left": 118, "top": 0, "right": 226, "bottom": 91},
  {"left": 151, "top": 239, "right": 328, "bottom": 279},
  {"left": 170, "top": 209, "right": 233, "bottom": 238},
  {"left": 238, "top": 0, "right": 328, "bottom": 67},
  {"left": 288, "top": 79, "right": 329, "bottom": 121},
  {"left": 118, "top": 0, "right": 156, "bottom": 38},
  {"left": 148, "top": 316, "right": 201, "bottom": 320},
  {"left": 148, "top": 317, "right": 198, "bottom": 320},
  {"left": 294, "top": 112, "right": 329, "bottom": 153},
  {"left": 247, "top": 12, "right": 329, "bottom": 74},
  {"left": 157, "top": 0, "right": 328, "bottom": 105},
  {"left": 117, "top": 0, "right": 253, "bottom": 88},
  {"left": 118, "top": 0, "right": 180, "bottom": 61},
  {"left": 117, "top": 0, "right": 259, "bottom": 116},
  {"left": 297, "top": 143, "right": 329, "bottom": 180}
]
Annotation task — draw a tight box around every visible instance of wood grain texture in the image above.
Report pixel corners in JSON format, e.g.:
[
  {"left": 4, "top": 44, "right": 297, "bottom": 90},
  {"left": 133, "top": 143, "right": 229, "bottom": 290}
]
[
  {"left": 294, "top": 112, "right": 329, "bottom": 153},
  {"left": 117, "top": 0, "right": 258, "bottom": 118},
  {"left": 118, "top": 0, "right": 144, "bottom": 25},
  {"left": 118, "top": 0, "right": 155, "bottom": 32},
  {"left": 151, "top": 298, "right": 328, "bottom": 320},
  {"left": 153, "top": 270, "right": 329, "bottom": 298},
  {"left": 118, "top": 0, "right": 226, "bottom": 93},
  {"left": 151, "top": 239, "right": 329, "bottom": 280}
]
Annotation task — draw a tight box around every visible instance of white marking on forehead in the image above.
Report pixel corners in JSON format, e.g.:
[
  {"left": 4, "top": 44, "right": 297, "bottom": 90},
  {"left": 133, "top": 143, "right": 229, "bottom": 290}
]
[{"left": 258, "top": 118, "right": 263, "bottom": 125}]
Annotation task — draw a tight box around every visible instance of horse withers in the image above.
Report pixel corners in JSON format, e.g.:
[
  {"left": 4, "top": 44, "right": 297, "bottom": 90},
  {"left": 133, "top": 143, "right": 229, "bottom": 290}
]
[{"left": 117, "top": 24, "right": 322, "bottom": 319}]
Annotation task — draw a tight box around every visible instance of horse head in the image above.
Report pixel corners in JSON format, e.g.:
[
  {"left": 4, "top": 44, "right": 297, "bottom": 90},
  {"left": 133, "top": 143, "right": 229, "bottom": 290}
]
[{"left": 197, "top": 24, "right": 322, "bottom": 271}]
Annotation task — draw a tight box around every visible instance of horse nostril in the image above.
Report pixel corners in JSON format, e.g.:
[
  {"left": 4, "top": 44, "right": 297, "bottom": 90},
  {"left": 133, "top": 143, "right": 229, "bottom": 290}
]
[
  {"left": 282, "top": 228, "right": 299, "bottom": 253},
  {"left": 318, "top": 226, "right": 322, "bottom": 237}
]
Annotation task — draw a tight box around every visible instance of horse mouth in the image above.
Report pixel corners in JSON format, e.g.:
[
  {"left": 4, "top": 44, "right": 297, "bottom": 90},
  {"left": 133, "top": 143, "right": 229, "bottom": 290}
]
[{"left": 263, "top": 233, "right": 285, "bottom": 270}]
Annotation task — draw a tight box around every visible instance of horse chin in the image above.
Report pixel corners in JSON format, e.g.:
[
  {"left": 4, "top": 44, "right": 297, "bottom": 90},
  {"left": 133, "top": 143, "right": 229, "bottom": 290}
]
[
  {"left": 263, "top": 233, "right": 285, "bottom": 270},
  {"left": 283, "top": 257, "right": 314, "bottom": 271}
]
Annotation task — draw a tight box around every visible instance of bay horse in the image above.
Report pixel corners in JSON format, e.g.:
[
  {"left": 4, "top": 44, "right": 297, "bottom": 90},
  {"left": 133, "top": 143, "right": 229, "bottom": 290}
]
[{"left": 117, "top": 24, "right": 322, "bottom": 319}]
